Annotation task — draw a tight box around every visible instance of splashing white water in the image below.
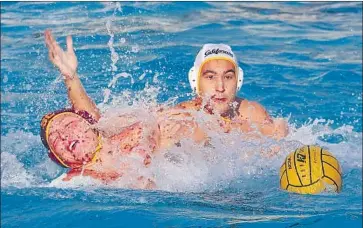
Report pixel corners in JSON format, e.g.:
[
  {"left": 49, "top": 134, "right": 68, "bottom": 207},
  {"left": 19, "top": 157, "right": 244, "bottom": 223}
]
[
  {"left": 105, "top": 2, "right": 122, "bottom": 72},
  {"left": 1, "top": 86, "right": 362, "bottom": 191},
  {"left": 1, "top": 72, "right": 361, "bottom": 192},
  {"left": 1, "top": 152, "right": 36, "bottom": 187}
]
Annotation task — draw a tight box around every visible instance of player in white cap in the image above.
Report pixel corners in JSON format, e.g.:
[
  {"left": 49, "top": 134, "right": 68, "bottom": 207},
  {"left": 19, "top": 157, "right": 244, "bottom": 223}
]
[
  {"left": 174, "top": 43, "right": 289, "bottom": 140},
  {"left": 44, "top": 28, "right": 288, "bottom": 146}
]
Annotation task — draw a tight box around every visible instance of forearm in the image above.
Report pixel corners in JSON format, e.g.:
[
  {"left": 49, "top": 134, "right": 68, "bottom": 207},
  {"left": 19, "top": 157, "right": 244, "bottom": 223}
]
[
  {"left": 64, "top": 73, "right": 101, "bottom": 120},
  {"left": 44, "top": 30, "right": 100, "bottom": 119}
]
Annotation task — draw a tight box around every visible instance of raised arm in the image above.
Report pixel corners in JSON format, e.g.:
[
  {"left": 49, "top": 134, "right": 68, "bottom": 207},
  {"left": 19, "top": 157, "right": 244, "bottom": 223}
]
[{"left": 44, "top": 30, "right": 101, "bottom": 121}]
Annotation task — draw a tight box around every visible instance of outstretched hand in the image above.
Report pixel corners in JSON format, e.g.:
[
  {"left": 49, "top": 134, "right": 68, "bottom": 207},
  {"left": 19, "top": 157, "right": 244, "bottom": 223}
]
[{"left": 44, "top": 29, "right": 78, "bottom": 79}]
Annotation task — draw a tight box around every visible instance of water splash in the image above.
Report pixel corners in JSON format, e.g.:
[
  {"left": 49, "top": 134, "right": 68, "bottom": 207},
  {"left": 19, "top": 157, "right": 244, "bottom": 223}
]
[
  {"left": 2, "top": 108, "right": 360, "bottom": 192},
  {"left": 1, "top": 152, "right": 36, "bottom": 188},
  {"left": 105, "top": 2, "right": 122, "bottom": 72},
  {"left": 0, "top": 1, "right": 361, "bottom": 194},
  {"left": 1, "top": 78, "right": 361, "bottom": 191},
  {"left": 106, "top": 19, "right": 119, "bottom": 72}
]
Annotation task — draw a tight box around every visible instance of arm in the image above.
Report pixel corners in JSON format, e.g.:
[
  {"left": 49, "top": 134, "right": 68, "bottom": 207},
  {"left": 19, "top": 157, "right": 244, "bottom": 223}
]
[
  {"left": 239, "top": 101, "right": 288, "bottom": 140},
  {"left": 64, "top": 75, "right": 100, "bottom": 121},
  {"left": 156, "top": 106, "right": 208, "bottom": 149},
  {"left": 44, "top": 30, "right": 101, "bottom": 121}
]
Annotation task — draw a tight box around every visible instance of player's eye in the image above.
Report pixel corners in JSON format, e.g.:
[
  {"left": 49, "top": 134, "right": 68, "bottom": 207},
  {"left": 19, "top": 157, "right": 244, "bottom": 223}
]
[
  {"left": 205, "top": 74, "right": 214, "bottom": 79},
  {"left": 68, "top": 140, "right": 79, "bottom": 151},
  {"left": 225, "top": 74, "right": 235, "bottom": 79}
]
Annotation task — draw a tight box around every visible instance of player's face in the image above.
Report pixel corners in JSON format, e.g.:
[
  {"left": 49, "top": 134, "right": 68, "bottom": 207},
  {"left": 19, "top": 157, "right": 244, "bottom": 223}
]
[
  {"left": 47, "top": 113, "right": 99, "bottom": 165},
  {"left": 198, "top": 59, "right": 238, "bottom": 114}
]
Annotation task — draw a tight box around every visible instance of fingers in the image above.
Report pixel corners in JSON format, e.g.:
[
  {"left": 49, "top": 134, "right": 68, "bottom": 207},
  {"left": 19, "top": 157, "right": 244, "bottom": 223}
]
[
  {"left": 44, "top": 30, "right": 57, "bottom": 60},
  {"left": 66, "top": 35, "right": 74, "bottom": 53},
  {"left": 45, "top": 31, "right": 56, "bottom": 62},
  {"left": 44, "top": 30, "right": 55, "bottom": 49},
  {"left": 44, "top": 29, "right": 63, "bottom": 56},
  {"left": 44, "top": 30, "right": 53, "bottom": 51},
  {"left": 50, "top": 33, "right": 63, "bottom": 54},
  {"left": 48, "top": 51, "right": 54, "bottom": 62}
]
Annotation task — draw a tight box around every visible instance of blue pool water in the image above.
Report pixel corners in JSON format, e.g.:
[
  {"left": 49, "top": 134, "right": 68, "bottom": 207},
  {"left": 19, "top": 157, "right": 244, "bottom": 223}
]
[{"left": 1, "top": 2, "right": 362, "bottom": 227}]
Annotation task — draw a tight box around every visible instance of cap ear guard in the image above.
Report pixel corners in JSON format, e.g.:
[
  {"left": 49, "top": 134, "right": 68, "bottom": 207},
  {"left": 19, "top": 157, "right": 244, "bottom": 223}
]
[
  {"left": 237, "top": 67, "right": 244, "bottom": 91},
  {"left": 188, "top": 66, "right": 244, "bottom": 93},
  {"left": 188, "top": 67, "right": 197, "bottom": 93}
]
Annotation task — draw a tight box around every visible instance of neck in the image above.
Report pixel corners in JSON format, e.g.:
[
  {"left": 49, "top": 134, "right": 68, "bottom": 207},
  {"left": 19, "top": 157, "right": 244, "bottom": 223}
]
[{"left": 198, "top": 97, "right": 241, "bottom": 119}]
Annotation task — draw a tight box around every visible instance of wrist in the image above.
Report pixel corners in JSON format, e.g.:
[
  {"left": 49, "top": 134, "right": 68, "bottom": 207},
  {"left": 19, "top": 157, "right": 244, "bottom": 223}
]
[{"left": 63, "top": 71, "right": 78, "bottom": 81}]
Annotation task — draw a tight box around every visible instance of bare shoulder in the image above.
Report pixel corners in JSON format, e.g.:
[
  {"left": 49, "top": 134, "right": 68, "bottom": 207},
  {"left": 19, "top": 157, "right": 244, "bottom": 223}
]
[
  {"left": 238, "top": 99, "right": 272, "bottom": 123},
  {"left": 237, "top": 98, "right": 288, "bottom": 138}
]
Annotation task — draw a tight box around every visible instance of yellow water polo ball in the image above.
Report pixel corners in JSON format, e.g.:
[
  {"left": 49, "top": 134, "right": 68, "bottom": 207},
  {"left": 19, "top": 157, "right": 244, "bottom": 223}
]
[{"left": 279, "top": 145, "right": 342, "bottom": 194}]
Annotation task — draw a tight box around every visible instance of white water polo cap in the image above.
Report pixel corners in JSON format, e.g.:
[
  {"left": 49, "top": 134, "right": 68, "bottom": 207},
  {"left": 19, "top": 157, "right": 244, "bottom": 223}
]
[{"left": 188, "top": 43, "right": 244, "bottom": 93}]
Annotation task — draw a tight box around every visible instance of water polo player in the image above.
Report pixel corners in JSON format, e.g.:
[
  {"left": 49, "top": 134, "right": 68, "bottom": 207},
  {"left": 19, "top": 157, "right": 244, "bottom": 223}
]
[
  {"left": 173, "top": 44, "right": 289, "bottom": 140},
  {"left": 44, "top": 28, "right": 286, "bottom": 161},
  {"left": 44, "top": 29, "right": 208, "bottom": 149},
  {"left": 40, "top": 108, "right": 158, "bottom": 188},
  {"left": 45, "top": 29, "right": 287, "bottom": 143}
]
